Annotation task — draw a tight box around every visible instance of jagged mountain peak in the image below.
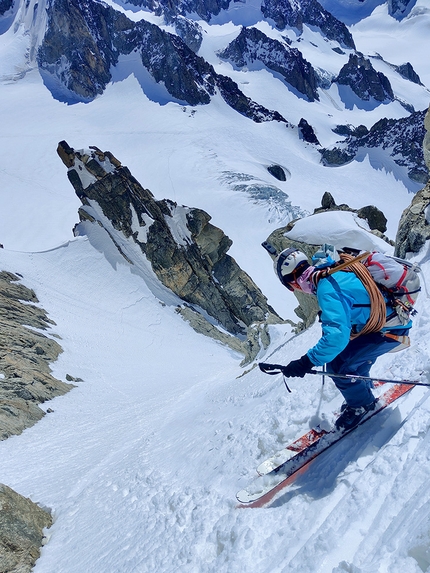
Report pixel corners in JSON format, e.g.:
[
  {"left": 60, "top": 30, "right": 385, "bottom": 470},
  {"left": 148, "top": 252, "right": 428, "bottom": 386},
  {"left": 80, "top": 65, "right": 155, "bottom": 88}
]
[
  {"left": 57, "top": 141, "right": 283, "bottom": 363},
  {"left": 1, "top": 0, "right": 429, "bottom": 194}
]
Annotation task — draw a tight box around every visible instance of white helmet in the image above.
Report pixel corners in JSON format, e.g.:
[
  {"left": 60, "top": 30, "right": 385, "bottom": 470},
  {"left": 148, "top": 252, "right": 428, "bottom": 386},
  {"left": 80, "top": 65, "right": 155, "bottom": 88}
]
[{"left": 275, "top": 248, "right": 309, "bottom": 289}]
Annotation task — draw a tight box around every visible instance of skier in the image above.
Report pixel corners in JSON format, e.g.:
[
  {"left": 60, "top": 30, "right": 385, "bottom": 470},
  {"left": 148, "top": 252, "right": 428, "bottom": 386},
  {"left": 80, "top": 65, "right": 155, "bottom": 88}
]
[{"left": 264, "top": 247, "right": 412, "bottom": 430}]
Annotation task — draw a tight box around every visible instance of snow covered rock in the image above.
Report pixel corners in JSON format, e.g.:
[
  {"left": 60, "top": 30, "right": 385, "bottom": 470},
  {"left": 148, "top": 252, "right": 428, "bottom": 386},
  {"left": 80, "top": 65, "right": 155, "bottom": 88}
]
[
  {"left": 267, "top": 164, "right": 288, "bottom": 181},
  {"left": 218, "top": 27, "right": 319, "bottom": 102},
  {"left": 58, "top": 142, "right": 283, "bottom": 363},
  {"left": 173, "top": 16, "right": 203, "bottom": 53},
  {"left": 395, "top": 61, "right": 423, "bottom": 85},
  {"left": 37, "top": 0, "right": 287, "bottom": 123},
  {"left": 313, "top": 192, "right": 388, "bottom": 234},
  {"left": 264, "top": 208, "right": 394, "bottom": 328},
  {"left": 320, "top": 109, "right": 428, "bottom": 185},
  {"left": 0, "top": 483, "right": 52, "bottom": 573},
  {"left": 38, "top": 0, "right": 215, "bottom": 103},
  {"left": 298, "top": 118, "right": 320, "bottom": 144},
  {"left": 261, "top": 0, "right": 355, "bottom": 49},
  {"left": 334, "top": 53, "right": 394, "bottom": 103},
  {"left": 123, "top": 0, "right": 230, "bottom": 23}
]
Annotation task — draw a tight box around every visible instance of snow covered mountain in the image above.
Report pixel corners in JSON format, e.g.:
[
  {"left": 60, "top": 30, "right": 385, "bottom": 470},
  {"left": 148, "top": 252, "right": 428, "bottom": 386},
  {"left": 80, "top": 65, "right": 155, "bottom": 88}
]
[{"left": 1, "top": 0, "right": 430, "bottom": 571}]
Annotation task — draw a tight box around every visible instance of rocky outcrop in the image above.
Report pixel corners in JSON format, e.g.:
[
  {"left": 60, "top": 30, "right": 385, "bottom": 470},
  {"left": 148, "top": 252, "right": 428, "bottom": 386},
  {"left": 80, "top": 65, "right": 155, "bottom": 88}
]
[
  {"left": 370, "top": 55, "right": 422, "bottom": 88},
  {"left": 173, "top": 16, "right": 203, "bottom": 53},
  {"left": 0, "top": 271, "right": 71, "bottom": 440},
  {"left": 393, "top": 106, "right": 430, "bottom": 258},
  {"left": 314, "top": 192, "right": 389, "bottom": 235},
  {"left": 0, "top": 0, "right": 13, "bottom": 16},
  {"left": 263, "top": 227, "right": 321, "bottom": 330},
  {"left": 335, "top": 53, "right": 394, "bottom": 103},
  {"left": 395, "top": 182, "right": 430, "bottom": 258},
  {"left": 319, "top": 147, "right": 355, "bottom": 166},
  {"left": 423, "top": 105, "right": 430, "bottom": 172},
  {"left": 121, "top": 0, "right": 231, "bottom": 23},
  {"left": 57, "top": 141, "right": 283, "bottom": 364},
  {"left": 0, "top": 272, "right": 70, "bottom": 572},
  {"left": 0, "top": 483, "right": 52, "bottom": 573},
  {"left": 298, "top": 118, "right": 320, "bottom": 145},
  {"left": 261, "top": 0, "right": 354, "bottom": 49},
  {"left": 320, "top": 109, "right": 428, "bottom": 185},
  {"left": 267, "top": 164, "right": 287, "bottom": 181},
  {"left": 37, "top": 0, "right": 287, "bottom": 124},
  {"left": 213, "top": 74, "right": 286, "bottom": 123},
  {"left": 219, "top": 27, "right": 319, "bottom": 102},
  {"left": 395, "top": 62, "right": 422, "bottom": 85}
]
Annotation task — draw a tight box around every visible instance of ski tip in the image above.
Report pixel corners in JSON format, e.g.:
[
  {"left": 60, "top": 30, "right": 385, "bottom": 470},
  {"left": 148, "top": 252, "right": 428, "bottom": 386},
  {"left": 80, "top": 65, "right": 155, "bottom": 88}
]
[{"left": 236, "top": 487, "right": 264, "bottom": 505}]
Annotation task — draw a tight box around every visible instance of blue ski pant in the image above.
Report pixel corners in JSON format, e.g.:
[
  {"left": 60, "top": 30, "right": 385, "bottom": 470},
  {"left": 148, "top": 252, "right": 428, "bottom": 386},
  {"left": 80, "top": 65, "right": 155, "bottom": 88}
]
[{"left": 327, "top": 331, "right": 407, "bottom": 408}]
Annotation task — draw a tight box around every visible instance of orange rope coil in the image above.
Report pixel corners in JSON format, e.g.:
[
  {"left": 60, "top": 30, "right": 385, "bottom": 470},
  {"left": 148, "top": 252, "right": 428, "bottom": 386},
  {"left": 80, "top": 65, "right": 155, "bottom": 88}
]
[{"left": 314, "top": 252, "right": 386, "bottom": 340}]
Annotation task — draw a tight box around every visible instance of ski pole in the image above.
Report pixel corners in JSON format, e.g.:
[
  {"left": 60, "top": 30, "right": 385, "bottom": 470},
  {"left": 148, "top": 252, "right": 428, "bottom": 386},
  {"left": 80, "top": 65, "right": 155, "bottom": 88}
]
[
  {"left": 309, "top": 370, "right": 430, "bottom": 387},
  {"left": 258, "top": 362, "right": 429, "bottom": 387}
]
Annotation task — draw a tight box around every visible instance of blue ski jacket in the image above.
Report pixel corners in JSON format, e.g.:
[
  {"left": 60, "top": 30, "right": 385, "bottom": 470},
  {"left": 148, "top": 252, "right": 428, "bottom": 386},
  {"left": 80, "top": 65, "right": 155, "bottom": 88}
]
[{"left": 307, "top": 271, "right": 411, "bottom": 366}]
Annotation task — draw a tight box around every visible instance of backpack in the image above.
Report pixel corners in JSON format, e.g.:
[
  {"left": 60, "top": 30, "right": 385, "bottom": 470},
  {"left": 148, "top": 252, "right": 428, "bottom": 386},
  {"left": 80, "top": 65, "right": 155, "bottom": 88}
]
[
  {"left": 312, "top": 244, "right": 421, "bottom": 328},
  {"left": 362, "top": 251, "right": 421, "bottom": 327}
]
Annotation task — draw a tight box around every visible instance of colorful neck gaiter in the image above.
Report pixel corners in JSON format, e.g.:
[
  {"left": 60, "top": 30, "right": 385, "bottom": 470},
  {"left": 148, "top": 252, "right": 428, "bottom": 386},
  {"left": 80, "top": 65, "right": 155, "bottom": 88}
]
[{"left": 296, "top": 265, "right": 316, "bottom": 294}]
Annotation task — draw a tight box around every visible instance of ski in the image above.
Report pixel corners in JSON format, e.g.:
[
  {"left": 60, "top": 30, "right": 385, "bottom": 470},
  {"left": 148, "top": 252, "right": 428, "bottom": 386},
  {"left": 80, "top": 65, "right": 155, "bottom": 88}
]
[
  {"left": 236, "top": 382, "right": 414, "bottom": 508},
  {"left": 256, "top": 380, "right": 386, "bottom": 476}
]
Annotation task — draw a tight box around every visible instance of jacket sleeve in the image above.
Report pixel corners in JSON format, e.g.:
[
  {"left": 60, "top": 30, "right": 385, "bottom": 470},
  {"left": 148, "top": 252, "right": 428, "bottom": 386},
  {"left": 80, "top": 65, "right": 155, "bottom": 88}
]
[{"left": 307, "top": 276, "right": 353, "bottom": 366}]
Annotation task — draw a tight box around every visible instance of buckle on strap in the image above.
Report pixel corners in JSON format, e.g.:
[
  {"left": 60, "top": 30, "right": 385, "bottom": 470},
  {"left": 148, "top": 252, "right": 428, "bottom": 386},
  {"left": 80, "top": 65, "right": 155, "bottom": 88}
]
[{"left": 384, "top": 332, "right": 410, "bottom": 348}]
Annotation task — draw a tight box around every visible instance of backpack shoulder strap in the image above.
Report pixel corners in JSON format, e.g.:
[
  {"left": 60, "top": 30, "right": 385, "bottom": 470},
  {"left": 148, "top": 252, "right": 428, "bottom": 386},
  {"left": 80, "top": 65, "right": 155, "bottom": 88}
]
[{"left": 314, "top": 252, "right": 387, "bottom": 339}]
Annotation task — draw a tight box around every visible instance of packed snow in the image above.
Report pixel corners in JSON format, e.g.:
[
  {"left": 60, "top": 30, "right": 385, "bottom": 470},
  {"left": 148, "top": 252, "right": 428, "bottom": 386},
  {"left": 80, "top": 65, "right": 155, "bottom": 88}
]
[{"left": 1, "top": 0, "right": 430, "bottom": 571}]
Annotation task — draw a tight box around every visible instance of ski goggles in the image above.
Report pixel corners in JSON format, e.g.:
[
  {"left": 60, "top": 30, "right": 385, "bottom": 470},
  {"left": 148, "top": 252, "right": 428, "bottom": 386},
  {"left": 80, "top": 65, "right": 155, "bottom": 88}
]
[{"left": 284, "top": 276, "right": 301, "bottom": 291}]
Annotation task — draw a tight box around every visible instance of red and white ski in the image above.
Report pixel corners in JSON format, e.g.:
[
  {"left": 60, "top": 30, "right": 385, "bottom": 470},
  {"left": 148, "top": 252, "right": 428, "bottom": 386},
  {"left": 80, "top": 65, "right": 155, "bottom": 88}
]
[
  {"left": 236, "top": 382, "right": 414, "bottom": 508},
  {"left": 256, "top": 380, "right": 388, "bottom": 476}
]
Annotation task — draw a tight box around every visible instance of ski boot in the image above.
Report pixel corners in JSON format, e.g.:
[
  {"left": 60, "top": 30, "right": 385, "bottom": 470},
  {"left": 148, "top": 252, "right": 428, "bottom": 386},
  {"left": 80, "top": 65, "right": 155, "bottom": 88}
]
[{"left": 335, "top": 399, "right": 378, "bottom": 431}]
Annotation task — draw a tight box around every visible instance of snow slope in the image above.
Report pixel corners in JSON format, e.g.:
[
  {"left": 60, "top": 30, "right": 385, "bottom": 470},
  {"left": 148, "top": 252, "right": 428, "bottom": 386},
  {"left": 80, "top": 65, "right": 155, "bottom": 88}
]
[
  {"left": 1, "top": 212, "right": 430, "bottom": 573},
  {"left": 1, "top": 0, "right": 430, "bottom": 571}
]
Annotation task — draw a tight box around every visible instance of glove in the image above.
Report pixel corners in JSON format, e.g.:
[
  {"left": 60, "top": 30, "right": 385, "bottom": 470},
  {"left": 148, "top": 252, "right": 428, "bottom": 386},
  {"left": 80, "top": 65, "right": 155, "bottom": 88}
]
[{"left": 281, "top": 354, "right": 314, "bottom": 378}]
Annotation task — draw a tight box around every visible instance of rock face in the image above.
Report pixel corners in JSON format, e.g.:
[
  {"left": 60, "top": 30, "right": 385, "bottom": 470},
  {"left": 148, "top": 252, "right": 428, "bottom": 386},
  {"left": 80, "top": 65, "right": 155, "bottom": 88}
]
[
  {"left": 261, "top": 0, "right": 355, "bottom": 49},
  {"left": 264, "top": 226, "right": 321, "bottom": 330},
  {"left": 267, "top": 164, "right": 287, "bottom": 181},
  {"left": 0, "top": 0, "right": 13, "bottom": 15},
  {"left": 219, "top": 27, "right": 319, "bottom": 102},
  {"left": 0, "top": 272, "right": 69, "bottom": 573},
  {"left": 57, "top": 141, "right": 283, "bottom": 364},
  {"left": 0, "top": 483, "right": 52, "bottom": 573},
  {"left": 0, "top": 271, "right": 71, "bottom": 440},
  {"left": 123, "top": 0, "right": 230, "bottom": 23},
  {"left": 335, "top": 53, "right": 394, "bottom": 103},
  {"left": 37, "top": 0, "right": 287, "bottom": 124},
  {"left": 395, "top": 62, "right": 422, "bottom": 85},
  {"left": 391, "top": 106, "right": 430, "bottom": 258},
  {"left": 173, "top": 16, "right": 203, "bottom": 53},
  {"left": 423, "top": 105, "right": 430, "bottom": 172},
  {"left": 320, "top": 109, "right": 428, "bottom": 185},
  {"left": 298, "top": 118, "right": 320, "bottom": 145},
  {"left": 395, "top": 182, "right": 430, "bottom": 258}
]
